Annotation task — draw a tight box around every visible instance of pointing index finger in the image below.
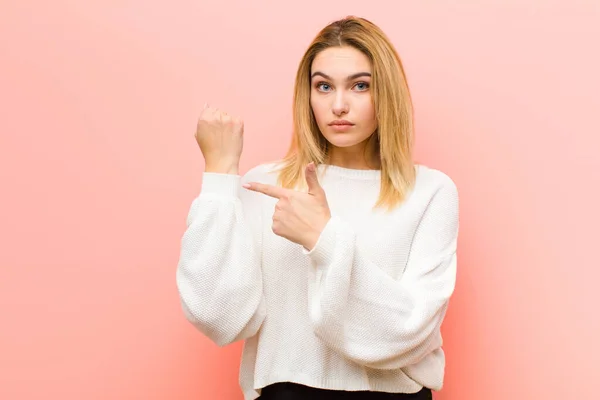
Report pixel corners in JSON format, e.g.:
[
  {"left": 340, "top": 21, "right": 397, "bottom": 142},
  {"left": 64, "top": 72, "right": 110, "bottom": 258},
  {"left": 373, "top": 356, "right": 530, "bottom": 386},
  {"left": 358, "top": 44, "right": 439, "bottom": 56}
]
[{"left": 243, "top": 182, "right": 287, "bottom": 199}]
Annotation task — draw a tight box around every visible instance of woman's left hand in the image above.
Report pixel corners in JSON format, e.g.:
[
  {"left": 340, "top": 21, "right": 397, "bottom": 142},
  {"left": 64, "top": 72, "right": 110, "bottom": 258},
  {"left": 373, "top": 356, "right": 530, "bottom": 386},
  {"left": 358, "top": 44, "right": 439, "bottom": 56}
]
[{"left": 243, "top": 162, "right": 331, "bottom": 250}]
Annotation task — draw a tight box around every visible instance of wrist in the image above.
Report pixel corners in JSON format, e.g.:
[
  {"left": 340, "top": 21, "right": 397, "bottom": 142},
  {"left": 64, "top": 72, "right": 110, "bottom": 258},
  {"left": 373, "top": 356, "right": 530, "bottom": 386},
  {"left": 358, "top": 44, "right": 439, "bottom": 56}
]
[
  {"left": 302, "top": 233, "right": 319, "bottom": 252},
  {"left": 205, "top": 162, "right": 239, "bottom": 175},
  {"left": 303, "top": 218, "right": 330, "bottom": 250}
]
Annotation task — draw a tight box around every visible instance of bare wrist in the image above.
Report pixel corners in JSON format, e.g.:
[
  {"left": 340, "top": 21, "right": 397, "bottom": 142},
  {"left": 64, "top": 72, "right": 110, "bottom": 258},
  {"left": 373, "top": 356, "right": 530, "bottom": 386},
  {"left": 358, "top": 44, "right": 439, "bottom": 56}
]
[{"left": 205, "top": 163, "right": 239, "bottom": 175}]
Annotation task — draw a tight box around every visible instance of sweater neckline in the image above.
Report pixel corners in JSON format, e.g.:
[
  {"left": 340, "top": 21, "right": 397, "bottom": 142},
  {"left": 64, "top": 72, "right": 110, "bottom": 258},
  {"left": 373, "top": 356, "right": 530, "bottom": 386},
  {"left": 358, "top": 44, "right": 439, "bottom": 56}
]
[{"left": 317, "top": 164, "right": 382, "bottom": 180}]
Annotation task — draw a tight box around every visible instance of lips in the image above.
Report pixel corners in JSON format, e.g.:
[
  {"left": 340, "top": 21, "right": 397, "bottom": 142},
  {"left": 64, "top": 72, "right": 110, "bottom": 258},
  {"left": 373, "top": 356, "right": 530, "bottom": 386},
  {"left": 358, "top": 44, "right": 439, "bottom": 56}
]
[{"left": 329, "top": 120, "right": 354, "bottom": 126}]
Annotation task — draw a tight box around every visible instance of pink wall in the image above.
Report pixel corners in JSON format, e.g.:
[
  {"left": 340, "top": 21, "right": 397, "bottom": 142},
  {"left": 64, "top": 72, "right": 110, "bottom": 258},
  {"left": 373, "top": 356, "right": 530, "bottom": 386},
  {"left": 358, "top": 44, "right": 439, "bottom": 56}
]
[{"left": 1, "top": 1, "right": 598, "bottom": 399}]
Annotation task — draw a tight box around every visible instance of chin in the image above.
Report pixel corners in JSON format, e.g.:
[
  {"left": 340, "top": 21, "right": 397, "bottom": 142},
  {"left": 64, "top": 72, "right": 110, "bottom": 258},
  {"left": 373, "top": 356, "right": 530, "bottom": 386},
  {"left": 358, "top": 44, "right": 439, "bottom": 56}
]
[{"left": 323, "top": 133, "right": 369, "bottom": 148}]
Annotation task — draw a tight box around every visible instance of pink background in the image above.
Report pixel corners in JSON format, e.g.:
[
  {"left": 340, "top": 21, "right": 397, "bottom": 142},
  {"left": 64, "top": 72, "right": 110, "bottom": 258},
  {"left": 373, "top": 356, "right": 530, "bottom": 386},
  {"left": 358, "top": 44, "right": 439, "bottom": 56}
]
[{"left": 1, "top": 1, "right": 599, "bottom": 399}]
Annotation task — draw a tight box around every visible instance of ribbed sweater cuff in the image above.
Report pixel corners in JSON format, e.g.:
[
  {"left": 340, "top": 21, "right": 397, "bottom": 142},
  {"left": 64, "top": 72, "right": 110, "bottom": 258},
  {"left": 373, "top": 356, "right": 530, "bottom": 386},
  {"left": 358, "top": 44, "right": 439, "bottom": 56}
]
[
  {"left": 304, "top": 216, "right": 340, "bottom": 269},
  {"left": 200, "top": 172, "right": 241, "bottom": 198}
]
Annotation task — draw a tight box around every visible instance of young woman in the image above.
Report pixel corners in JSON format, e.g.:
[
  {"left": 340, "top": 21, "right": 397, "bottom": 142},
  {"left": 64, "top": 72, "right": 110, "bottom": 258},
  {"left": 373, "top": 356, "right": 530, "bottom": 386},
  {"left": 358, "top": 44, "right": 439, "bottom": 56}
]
[{"left": 176, "top": 16, "right": 459, "bottom": 400}]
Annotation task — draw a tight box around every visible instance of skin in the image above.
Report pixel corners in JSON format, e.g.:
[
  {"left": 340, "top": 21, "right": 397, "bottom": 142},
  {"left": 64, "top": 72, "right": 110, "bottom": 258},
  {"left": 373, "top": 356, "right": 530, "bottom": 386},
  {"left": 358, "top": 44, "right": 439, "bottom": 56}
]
[
  {"left": 196, "top": 103, "right": 243, "bottom": 175},
  {"left": 310, "top": 45, "right": 379, "bottom": 170},
  {"left": 245, "top": 45, "right": 380, "bottom": 249},
  {"left": 244, "top": 162, "right": 329, "bottom": 250}
]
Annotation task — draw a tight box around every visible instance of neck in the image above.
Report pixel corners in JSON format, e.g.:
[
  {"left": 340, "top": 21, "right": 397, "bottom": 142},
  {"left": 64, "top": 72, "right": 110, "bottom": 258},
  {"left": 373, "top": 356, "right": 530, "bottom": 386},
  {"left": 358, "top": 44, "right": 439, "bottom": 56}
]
[{"left": 326, "top": 137, "right": 380, "bottom": 170}]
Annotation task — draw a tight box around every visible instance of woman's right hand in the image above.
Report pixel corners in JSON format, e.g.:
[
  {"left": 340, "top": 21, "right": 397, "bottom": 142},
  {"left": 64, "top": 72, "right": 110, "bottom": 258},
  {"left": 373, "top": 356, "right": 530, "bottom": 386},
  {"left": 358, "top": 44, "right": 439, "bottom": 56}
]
[{"left": 195, "top": 104, "right": 244, "bottom": 175}]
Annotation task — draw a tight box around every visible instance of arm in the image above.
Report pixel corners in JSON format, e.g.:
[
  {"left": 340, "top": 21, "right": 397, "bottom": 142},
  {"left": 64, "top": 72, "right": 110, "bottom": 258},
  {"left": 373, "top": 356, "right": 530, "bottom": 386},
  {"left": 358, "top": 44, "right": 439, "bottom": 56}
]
[
  {"left": 175, "top": 170, "right": 266, "bottom": 347},
  {"left": 305, "top": 179, "right": 459, "bottom": 370}
]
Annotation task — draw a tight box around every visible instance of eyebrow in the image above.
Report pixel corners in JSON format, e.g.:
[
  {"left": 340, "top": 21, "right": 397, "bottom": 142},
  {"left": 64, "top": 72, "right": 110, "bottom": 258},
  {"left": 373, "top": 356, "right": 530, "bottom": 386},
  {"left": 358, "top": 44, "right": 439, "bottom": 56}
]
[{"left": 310, "top": 71, "right": 372, "bottom": 81}]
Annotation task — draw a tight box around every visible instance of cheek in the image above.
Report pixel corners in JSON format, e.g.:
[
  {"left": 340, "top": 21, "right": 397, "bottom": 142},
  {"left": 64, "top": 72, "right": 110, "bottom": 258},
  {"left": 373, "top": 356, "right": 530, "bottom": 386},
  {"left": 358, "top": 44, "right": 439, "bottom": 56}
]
[
  {"left": 310, "top": 97, "right": 328, "bottom": 125},
  {"left": 358, "top": 98, "right": 377, "bottom": 126}
]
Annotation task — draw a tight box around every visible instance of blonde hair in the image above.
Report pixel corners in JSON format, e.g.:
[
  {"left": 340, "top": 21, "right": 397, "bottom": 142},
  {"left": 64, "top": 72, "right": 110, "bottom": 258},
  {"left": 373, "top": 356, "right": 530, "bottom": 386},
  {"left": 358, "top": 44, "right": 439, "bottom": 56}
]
[{"left": 274, "top": 16, "right": 416, "bottom": 211}]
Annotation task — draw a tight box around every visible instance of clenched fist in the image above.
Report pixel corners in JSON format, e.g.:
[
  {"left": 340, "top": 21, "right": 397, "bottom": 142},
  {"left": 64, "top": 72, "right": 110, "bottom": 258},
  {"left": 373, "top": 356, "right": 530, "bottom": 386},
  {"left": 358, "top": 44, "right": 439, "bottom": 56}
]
[{"left": 195, "top": 104, "right": 244, "bottom": 174}]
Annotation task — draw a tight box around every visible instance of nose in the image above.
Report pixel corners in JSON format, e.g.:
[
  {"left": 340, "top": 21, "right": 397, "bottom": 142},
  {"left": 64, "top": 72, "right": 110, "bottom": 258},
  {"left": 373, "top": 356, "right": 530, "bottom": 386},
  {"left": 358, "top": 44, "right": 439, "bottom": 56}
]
[{"left": 331, "top": 91, "right": 349, "bottom": 116}]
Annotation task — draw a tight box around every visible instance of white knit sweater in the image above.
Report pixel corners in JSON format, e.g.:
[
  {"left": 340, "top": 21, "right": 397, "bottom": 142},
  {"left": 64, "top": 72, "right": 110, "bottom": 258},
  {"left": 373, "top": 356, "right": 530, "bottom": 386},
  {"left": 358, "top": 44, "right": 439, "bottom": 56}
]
[{"left": 176, "top": 162, "right": 459, "bottom": 400}]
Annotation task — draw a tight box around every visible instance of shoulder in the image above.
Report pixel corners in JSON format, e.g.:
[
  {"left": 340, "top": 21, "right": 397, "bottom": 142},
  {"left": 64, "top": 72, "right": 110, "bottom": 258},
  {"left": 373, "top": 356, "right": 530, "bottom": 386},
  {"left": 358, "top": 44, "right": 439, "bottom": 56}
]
[
  {"left": 240, "top": 160, "right": 283, "bottom": 185},
  {"left": 411, "top": 164, "right": 459, "bottom": 211},
  {"left": 416, "top": 164, "right": 458, "bottom": 191}
]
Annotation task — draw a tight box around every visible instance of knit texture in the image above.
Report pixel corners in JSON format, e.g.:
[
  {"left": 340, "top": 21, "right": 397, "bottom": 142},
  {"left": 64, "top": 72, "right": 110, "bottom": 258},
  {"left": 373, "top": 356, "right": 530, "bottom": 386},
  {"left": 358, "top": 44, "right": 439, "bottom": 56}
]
[{"left": 176, "top": 162, "right": 459, "bottom": 400}]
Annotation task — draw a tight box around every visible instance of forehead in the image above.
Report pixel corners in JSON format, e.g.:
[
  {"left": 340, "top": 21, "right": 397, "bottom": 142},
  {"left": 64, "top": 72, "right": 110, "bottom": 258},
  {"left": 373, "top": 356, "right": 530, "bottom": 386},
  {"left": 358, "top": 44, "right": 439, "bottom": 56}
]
[{"left": 311, "top": 46, "right": 371, "bottom": 76}]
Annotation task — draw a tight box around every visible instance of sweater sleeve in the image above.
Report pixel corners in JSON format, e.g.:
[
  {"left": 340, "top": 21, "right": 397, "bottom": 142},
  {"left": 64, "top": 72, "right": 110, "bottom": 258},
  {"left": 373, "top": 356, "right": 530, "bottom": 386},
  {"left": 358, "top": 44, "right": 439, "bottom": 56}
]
[
  {"left": 305, "top": 179, "right": 459, "bottom": 370},
  {"left": 175, "top": 169, "right": 266, "bottom": 347}
]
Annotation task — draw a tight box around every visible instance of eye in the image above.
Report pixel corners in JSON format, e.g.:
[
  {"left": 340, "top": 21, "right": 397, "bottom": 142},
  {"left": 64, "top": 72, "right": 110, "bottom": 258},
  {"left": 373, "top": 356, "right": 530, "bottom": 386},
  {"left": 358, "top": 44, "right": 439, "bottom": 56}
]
[
  {"left": 316, "top": 82, "right": 332, "bottom": 92},
  {"left": 353, "top": 81, "right": 370, "bottom": 91}
]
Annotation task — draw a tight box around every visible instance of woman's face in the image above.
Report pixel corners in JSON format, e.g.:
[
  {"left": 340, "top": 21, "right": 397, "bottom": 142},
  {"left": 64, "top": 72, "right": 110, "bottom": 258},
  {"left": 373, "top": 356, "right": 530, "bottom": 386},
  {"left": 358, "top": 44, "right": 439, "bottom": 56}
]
[{"left": 310, "top": 46, "right": 378, "bottom": 153}]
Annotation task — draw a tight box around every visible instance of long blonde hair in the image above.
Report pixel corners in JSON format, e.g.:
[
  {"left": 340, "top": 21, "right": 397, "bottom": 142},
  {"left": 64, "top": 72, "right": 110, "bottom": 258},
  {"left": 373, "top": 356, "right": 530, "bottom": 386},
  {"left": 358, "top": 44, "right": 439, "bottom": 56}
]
[{"left": 274, "top": 16, "right": 416, "bottom": 211}]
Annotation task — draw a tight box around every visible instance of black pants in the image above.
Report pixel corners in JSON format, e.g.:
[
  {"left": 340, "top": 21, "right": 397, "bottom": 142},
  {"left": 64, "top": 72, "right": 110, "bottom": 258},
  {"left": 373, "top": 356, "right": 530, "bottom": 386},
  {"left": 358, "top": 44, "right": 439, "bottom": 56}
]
[{"left": 259, "top": 382, "right": 432, "bottom": 400}]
